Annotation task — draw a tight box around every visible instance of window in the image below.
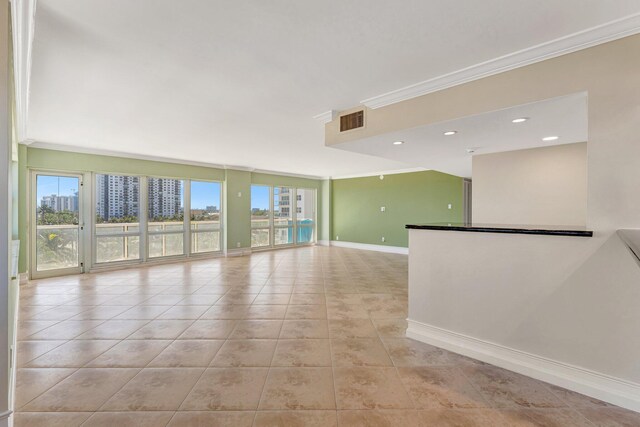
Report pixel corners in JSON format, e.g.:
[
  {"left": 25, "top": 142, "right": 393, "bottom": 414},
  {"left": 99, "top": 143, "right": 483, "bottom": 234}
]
[
  {"left": 274, "top": 187, "right": 293, "bottom": 245},
  {"left": 190, "top": 181, "right": 222, "bottom": 253},
  {"left": 251, "top": 185, "right": 316, "bottom": 248},
  {"left": 147, "top": 178, "right": 185, "bottom": 258},
  {"left": 95, "top": 174, "right": 140, "bottom": 263},
  {"left": 251, "top": 185, "right": 271, "bottom": 248}
]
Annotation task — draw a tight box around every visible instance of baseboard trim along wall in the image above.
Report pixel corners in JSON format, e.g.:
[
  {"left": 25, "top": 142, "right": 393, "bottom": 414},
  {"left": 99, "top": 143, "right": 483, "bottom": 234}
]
[
  {"left": 317, "top": 240, "right": 330, "bottom": 246},
  {"left": 406, "top": 319, "right": 640, "bottom": 412},
  {"left": 225, "top": 248, "right": 253, "bottom": 257},
  {"left": 329, "top": 240, "right": 409, "bottom": 255}
]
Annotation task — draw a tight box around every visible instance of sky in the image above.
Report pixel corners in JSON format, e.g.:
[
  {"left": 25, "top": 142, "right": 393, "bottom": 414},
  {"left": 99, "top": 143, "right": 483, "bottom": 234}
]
[
  {"left": 251, "top": 185, "right": 270, "bottom": 210},
  {"left": 37, "top": 175, "right": 79, "bottom": 202},
  {"left": 191, "top": 181, "right": 221, "bottom": 209}
]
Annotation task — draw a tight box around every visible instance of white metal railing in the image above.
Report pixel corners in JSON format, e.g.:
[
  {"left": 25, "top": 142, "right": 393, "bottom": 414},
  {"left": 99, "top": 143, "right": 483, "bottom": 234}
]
[{"left": 93, "top": 220, "right": 222, "bottom": 261}]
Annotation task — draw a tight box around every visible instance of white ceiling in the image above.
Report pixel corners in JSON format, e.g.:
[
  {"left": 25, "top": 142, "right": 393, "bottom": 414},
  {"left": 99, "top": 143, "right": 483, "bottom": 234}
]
[
  {"left": 332, "top": 92, "right": 588, "bottom": 178},
  {"left": 26, "top": 1, "right": 640, "bottom": 178}
]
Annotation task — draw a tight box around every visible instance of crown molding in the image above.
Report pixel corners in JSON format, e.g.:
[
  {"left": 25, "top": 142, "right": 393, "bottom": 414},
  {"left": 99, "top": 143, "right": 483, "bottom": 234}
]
[
  {"left": 252, "top": 168, "right": 324, "bottom": 180},
  {"left": 312, "top": 110, "right": 338, "bottom": 124},
  {"left": 11, "top": 0, "right": 37, "bottom": 143},
  {"left": 361, "top": 12, "right": 640, "bottom": 109},
  {"left": 331, "top": 167, "right": 427, "bottom": 180}
]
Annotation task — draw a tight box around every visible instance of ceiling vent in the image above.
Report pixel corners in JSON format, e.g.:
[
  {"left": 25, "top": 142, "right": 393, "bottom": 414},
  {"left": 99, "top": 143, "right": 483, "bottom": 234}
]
[{"left": 340, "top": 110, "right": 364, "bottom": 132}]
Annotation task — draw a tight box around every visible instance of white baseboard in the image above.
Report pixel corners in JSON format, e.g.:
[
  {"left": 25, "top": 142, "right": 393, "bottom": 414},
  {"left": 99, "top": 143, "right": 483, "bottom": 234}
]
[
  {"left": 0, "top": 411, "right": 12, "bottom": 427},
  {"left": 406, "top": 319, "right": 640, "bottom": 413},
  {"left": 317, "top": 240, "right": 330, "bottom": 246},
  {"left": 225, "top": 248, "right": 252, "bottom": 257},
  {"left": 330, "top": 240, "right": 408, "bottom": 255}
]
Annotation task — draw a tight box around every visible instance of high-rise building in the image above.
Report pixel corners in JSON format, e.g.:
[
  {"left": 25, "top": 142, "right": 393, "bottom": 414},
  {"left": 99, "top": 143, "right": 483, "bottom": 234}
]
[
  {"left": 96, "top": 175, "right": 140, "bottom": 220},
  {"left": 148, "top": 178, "right": 183, "bottom": 219},
  {"left": 41, "top": 192, "right": 79, "bottom": 212}
]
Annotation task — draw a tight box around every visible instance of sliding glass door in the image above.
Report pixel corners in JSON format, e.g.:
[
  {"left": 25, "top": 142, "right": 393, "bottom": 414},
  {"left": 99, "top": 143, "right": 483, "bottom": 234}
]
[
  {"left": 148, "top": 178, "right": 185, "bottom": 258},
  {"left": 94, "top": 174, "right": 141, "bottom": 264},
  {"left": 190, "top": 180, "right": 222, "bottom": 253},
  {"left": 32, "top": 172, "right": 83, "bottom": 277}
]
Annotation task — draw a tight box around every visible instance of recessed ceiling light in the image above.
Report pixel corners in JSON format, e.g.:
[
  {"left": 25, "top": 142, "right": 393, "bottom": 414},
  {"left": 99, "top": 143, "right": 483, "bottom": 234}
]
[
  {"left": 444, "top": 131, "right": 457, "bottom": 136},
  {"left": 542, "top": 136, "right": 559, "bottom": 141},
  {"left": 512, "top": 117, "right": 528, "bottom": 123},
  {"left": 392, "top": 141, "right": 404, "bottom": 145}
]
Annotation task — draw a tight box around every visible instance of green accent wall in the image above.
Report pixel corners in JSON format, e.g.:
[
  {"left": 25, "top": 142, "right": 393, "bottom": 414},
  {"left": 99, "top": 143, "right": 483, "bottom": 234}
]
[
  {"left": 26, "top": 148, "right": 226, "bottom": 181},
  {"left": 331, "top": 170, "right": 464, "bottom": 248},
  {"left": 225, "top": 169, "right": 252, "bottom": 250},
  {"left": 17, "top": 145, "right": 27, "bottom": 273}
]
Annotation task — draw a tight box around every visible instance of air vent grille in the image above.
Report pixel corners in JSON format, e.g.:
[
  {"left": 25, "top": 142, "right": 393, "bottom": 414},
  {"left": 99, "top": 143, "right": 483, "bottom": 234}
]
[{"left": 340, "top": 110, "right": 364, "bottom": 132}]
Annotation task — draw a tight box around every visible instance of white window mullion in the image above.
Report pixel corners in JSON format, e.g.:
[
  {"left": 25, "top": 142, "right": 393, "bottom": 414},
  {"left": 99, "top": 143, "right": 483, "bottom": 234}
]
[
  {"left": 184, "top": 179, "right": 191, "bottom": 256},
  {"left": 140, "top": 176, "right": 148, "bottom": 263}
]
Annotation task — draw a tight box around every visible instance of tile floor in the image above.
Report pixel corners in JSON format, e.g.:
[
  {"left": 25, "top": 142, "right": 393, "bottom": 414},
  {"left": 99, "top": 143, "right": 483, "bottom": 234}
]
[{"left": 13, "top": 246, "right": 640, "bottom": 426}]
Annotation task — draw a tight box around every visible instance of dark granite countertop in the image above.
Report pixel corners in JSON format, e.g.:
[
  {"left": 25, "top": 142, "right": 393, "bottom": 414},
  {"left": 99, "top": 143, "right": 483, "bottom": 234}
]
[{"left": 405, "top": 222, "right": 593, "bottom": 237}]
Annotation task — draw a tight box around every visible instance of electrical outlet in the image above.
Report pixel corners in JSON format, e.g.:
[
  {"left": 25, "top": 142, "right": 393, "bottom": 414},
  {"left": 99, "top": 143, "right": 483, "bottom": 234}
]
[
  {"left": 236, "top": 242, "right": 241, "bottom": 248},
  {"left": 381, "top": 237, "right": 385, "bottom": 242},
  {"left": 380, "top": 206, "right": 386, "bottom": 212},
  {"left": 237, "top": 192, "right": 242, "bottom": 197},
  {"left": 336, "top": 235, "right": 339, "bottom": 240},
  {"left": 447, "top": 203, "right": 452, "bottom": 209}
]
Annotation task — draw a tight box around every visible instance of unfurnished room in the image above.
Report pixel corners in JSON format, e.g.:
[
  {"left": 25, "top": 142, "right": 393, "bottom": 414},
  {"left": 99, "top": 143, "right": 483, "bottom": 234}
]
[{"left": 1, "top": 1, "right": 640, "bottom": 426}]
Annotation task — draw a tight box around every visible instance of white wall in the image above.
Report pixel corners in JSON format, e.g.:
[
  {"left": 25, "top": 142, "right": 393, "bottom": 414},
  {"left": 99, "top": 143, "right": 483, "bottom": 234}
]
[
  {"left": 472, "top": 143, "right": 587, "bottom": 226},
  {"left": 1, "top": 0, "right": 11, "bottom": 424},
  {"left": 407, "top": 229, "right": 640, "bottom": 410}
]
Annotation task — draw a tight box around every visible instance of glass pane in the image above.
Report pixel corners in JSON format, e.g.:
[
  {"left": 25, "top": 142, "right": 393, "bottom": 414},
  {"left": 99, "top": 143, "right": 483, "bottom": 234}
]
[
  {"left": 274, "top": 187, "right": 292, "bottom": 227},
  {"left": 36, "top": 227, "right": 79, "bottom": 271},
  {"left": 296, "top": 188, "right": 315, "bottom": 244},
  {"left": 190, "top": 181, "right": 221, "bottom": 234},
  {"left": 191, "top": 231, "right": 221, "bottom": 253},
  {"left": 251, "top": 185, "right": 270, "bottom": 229},
  {"left": 148, "top": 178, "right": 184, "bottom": 256},
  {"left": 148, "top": 233, "right": 184, "bottom": 258},
  {"left": 251, "top": 229, "right": 270, "bottom": 248},
  {"left": 36, "top": 175, "right": 80, "bottom": 271},
  {"left": 95, "top": 174, "right": 140, "bottom": 235},
  {"left": 96, "top": 235, "right": 140, "bottom": 263},
  {"left": 274, "top": 227, "right": 293, "bottom": 245},
  {"left": 297, "top": 227, "right": 314, "bottom": 244},
  {"left": 148, "top": 178, "right": 184, "bottom": 223}
]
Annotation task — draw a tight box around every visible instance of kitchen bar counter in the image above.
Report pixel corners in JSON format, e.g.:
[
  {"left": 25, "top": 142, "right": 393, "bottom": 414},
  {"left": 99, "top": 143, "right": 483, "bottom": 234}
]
[{"left": 405, "top": 222, "right": 592, "bottom": 237}]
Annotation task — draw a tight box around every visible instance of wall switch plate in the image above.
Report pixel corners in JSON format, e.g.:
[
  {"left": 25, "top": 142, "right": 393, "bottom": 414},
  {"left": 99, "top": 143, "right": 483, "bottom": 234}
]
[
  {"left": 380, "top": 206, "right": 386, "bottom": 212},
  {"left": 447, "top": 204, "right": 452, "bottom": 209},
  {"left": 237, "top": 192, "right": 242, "bottom": 197}
]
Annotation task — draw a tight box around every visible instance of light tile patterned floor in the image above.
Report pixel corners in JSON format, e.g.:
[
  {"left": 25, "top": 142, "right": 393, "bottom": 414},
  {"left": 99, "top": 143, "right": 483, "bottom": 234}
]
[{"left": 14, "top": 246, "right": 640, "bottom": 426}]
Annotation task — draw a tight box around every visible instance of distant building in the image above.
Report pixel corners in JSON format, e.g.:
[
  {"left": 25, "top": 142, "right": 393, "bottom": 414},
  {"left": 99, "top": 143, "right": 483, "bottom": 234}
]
[
  {"left": 41, "top": 192, "right": 78, "bottom": 212},
  {"left": 148, "top": 178, "right": 182, "bottom": 219},
  {"left": 96, "top": 175, "right": 139, "bottom": 220}
]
